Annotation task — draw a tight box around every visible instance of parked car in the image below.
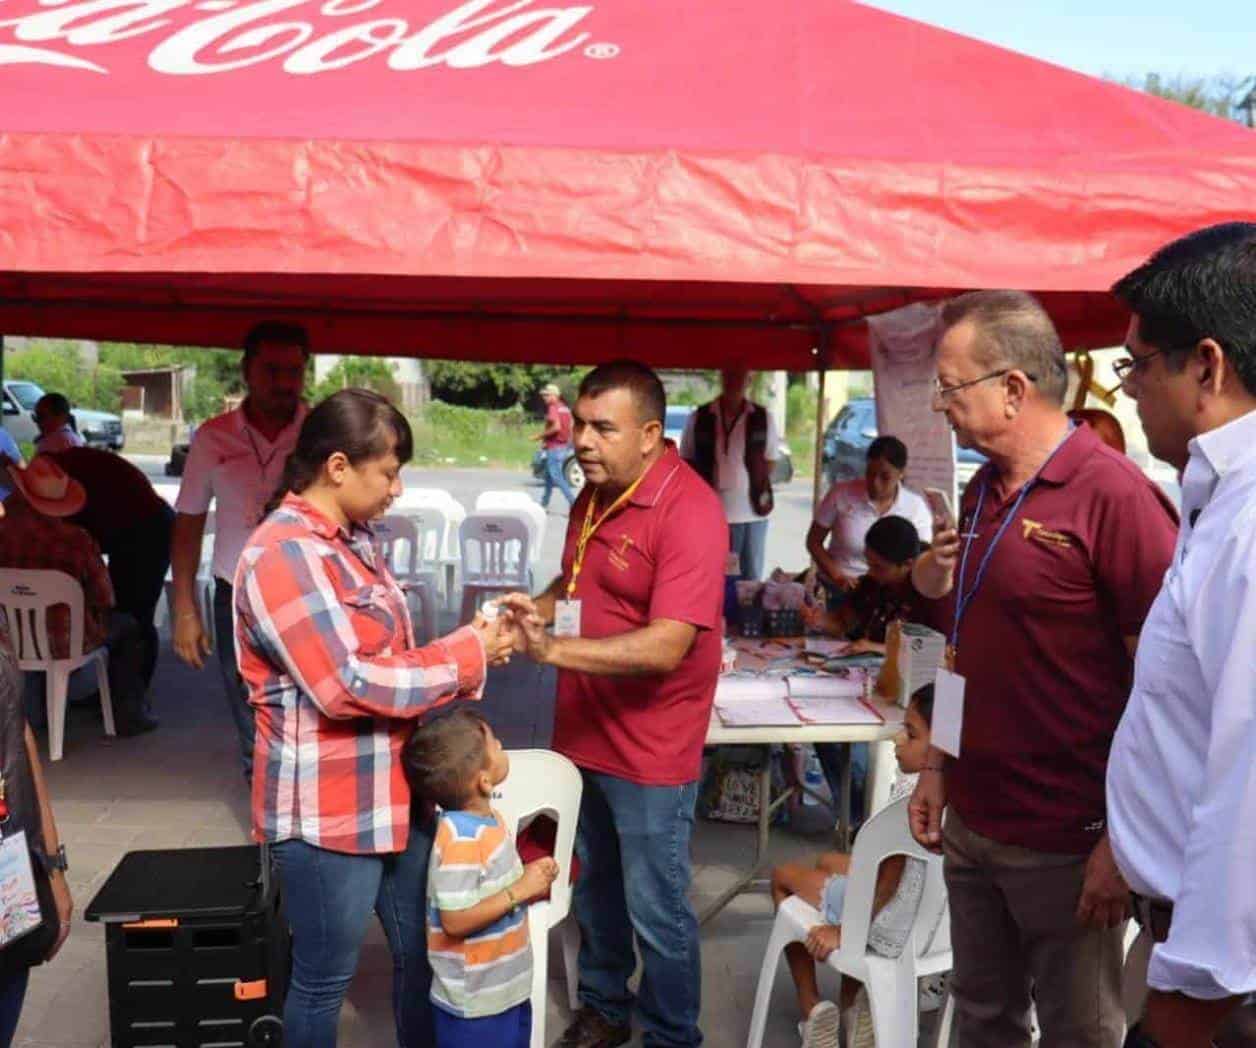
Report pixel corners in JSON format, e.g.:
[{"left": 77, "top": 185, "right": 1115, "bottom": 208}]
[
  {"left": 532, "top": 403, "right": 794, "bottom": 493},
  {"left": 2, "top": 379, "right": 125, "bottom": 451},
  {"left": 821, "top": 396, "right": 985, "bottom": 492}
]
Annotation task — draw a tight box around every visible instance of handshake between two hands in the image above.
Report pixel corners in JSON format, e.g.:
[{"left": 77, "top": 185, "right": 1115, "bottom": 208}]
[{"left": 469, "top": 593, "right": 551, "bottom": 668}]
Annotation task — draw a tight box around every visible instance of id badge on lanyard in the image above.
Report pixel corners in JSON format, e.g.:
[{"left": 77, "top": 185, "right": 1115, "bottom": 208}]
[{"left": 0, "top": 775, "right": 41, "bottom": 948}]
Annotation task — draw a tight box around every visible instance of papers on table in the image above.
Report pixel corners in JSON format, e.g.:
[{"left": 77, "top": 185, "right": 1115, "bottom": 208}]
[
  {"left": 714, "top": 670, "right": 883, "bottom": 728},
  {"left": 803, "top": 637, "right": 850, "bottom": 659}
]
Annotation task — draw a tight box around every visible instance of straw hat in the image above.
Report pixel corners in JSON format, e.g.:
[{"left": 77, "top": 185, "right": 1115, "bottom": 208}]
[
  {"left": 540, "top": 383, "right": 562, "bottom": 397},
  {"left": 7, "top": 456, "right": 86, "bottom": 517}
]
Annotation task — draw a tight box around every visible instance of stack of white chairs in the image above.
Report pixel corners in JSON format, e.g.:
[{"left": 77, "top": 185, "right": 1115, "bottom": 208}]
[
  {"left": 491, "top": 750, "right": 584, "bottom": 1048},
  {"left": 375, "top": 514, "right": 441, "bottom": 645},
  {"left": 394, "top": 488, "right": 465, "bottom": 608},
  {"left": 458, "top": 512, "right": 531, "bottom": 623},
  {"left": 0, "top": 569, "right": 116, "bottom": 761},
  {"left": 747, "top": 797, "right": 951, "bottom": 1048},
  {"left": 475, "top": 491, "right": 547, "bottom": 574}
]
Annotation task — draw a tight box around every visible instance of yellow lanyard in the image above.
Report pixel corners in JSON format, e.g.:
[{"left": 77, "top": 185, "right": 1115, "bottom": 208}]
[{"left": 566, "top": 475, "right": 646, "bottom": 598}]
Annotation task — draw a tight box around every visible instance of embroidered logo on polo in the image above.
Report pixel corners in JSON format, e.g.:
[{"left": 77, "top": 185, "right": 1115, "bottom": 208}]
[
  {"left": 607, "top": 533, "right": 636, "bottom": 572},
  {"left": 1020, "top": 519, "right": 1073, "bottom": 549}
]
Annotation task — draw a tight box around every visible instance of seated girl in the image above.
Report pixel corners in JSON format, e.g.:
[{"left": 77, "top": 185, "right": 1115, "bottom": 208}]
[
  {"left": 804, "top": 516, "right": 921, "bottom": 656},
  {"left": 769, "top": 684, "right": 934, "bottom": 1048}
]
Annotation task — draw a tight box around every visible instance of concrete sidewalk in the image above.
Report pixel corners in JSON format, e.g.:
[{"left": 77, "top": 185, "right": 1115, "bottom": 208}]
[{"left": 15, "top": 635, "right": 937, "bottom": 1048}]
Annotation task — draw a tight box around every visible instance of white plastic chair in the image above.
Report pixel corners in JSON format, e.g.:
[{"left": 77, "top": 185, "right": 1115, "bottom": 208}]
[
  {"left": 458, "top": 513, "right": 531, "bottom": 623},
  {"left": 747, "top": 797, "right": 951, "bottom": 1048},
  {"left": 475, "top": 491, "right": 547, "bottom": 569},
  {"left": 0, "top": 569, "right": 116, "bottom": 761},
  {"left": 375, "top": 514, "right": 441, "bottom": 644},
  {"left": 395, "top": 489, "right": 465, "bottom": 608},
  {"left": 491, "top": 750, "right": 584, "bottom": 1048}
]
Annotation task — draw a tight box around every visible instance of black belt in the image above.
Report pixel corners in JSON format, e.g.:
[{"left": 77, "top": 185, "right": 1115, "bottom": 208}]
[{"left": 1130, "top": 892, "right": 1173, "bottom": 943}]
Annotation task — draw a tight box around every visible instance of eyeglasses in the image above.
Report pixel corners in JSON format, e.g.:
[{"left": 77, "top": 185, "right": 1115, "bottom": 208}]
[
  {"left": 932, "top": 369, "right": 1036, "bottom": 401},
  {"left": 1112, "top": 346, "right": 1174, "bottom": 384}
]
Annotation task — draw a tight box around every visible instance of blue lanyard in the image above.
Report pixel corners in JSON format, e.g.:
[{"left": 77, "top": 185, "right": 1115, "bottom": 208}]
[{"left": 951, "top": 426, "right": 1076, "bottom": 651}]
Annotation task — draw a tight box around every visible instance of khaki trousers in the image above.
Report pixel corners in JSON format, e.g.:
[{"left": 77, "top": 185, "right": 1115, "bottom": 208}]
[{"left": 943, "top": 809, "right": 1126, "bottom": 1048}]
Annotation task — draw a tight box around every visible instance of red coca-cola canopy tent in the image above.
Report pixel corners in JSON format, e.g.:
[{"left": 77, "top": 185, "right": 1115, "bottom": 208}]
[{"left": 1, "top": 0, "right": 1254, "bottom": 368}]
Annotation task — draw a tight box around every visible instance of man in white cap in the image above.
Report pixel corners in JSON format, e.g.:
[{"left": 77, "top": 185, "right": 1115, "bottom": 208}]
[
  {"left": 0, "top": 456, "right": 157, "bottom": 736},
  {"left": 534, "top": 381, "right": 577, "bottom": 510}
]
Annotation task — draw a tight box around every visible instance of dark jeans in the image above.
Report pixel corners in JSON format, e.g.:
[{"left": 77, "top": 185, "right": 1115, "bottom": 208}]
[
  {"left": 813, "top": 741, "right": 869, "bottom": 827},
  {"left": 574, "top": 771, "right": 702, "bottom": 1047},
  {"left": 433, "top": 1000, "right": 531, "bottom": 1047},
  {"left": 104, "top": 505, "right": 174, "bottom": 688},
  {"left": 214, "top": 580, "right": 254, "bottom": 782},
  {"left": 728, "top": 520, "right": 769, "bottom": 581},
  {"left": 0, "top": 967, "right": 28, "bottom": 1047},
  {"left": 540, "top": 446, "right": 576, "bottom": 508},
  {"left": 272, "top": 817, "right": 436, "bottom": 1048}
]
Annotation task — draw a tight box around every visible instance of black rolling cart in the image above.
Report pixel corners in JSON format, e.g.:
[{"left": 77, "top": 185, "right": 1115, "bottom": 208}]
[{"left": 85, "top": 845, "right": 288, "bottom": 1048}]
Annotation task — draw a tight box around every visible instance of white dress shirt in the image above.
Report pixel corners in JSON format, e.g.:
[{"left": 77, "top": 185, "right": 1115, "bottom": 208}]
[
  {"left": 175, "top": 403, "right": 307, "bottom": 583},
  {"left": 812, "top": 478, "right": 932, "bottom": 577},
  {"left": 1108, "top": 407, "right": 1256, "bottom": 1000},
  {"left": 679, "top": 400, "right": 778, "bottom": 524}
]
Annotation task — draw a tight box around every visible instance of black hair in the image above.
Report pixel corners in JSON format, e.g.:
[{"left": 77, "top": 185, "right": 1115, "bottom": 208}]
[
  {"left": 866, "top": 435, "right": 908, "bottom": 470},
  {"left": 909, "top": 684, "right": 934, "bottom": 727},
  {"left": 264, "top": 388, "right": 412, "bottom": 517},
  {"left": 1111, "top": 222, "right": 1256, "bottom": 397},
  {"left": 243, "top": 320, "right": 311, "bottom": 365},
  {"left": 578, "top": 359, "right": 666, "bottom": 425},
  {"left": 35, "top": 393, "right": 71, "bottom": 418},
  {"left": 865, "top": 515, "right": 920, "bottom": 565},
  {"left": 402, "top": 707, "right": 490, "bottom": 812}
]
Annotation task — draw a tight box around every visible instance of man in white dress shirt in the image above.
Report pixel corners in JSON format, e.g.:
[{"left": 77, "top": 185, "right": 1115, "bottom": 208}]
[
  {"left": 1107, "top": 222, "right": 1256, "bottom": 1048},
  {"left": 170, "top": 321, "right": 309, "bottom": 781}
]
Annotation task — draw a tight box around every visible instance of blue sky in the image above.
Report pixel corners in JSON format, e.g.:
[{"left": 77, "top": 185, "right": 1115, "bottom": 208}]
[{"left": 864, "top": 2, "right": 1253, "bottom": 82}]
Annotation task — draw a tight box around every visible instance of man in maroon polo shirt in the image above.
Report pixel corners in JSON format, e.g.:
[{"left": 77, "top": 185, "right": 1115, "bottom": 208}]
[
  {"left": 909, "top": 291, "right": 1177, "bottom": 1048},
  {"left": 503, "top": 360, "right": 727, "bottom": 1048}
]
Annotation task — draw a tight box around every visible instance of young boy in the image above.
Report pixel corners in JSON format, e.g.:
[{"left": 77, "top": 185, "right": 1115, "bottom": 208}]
[
  {"left": 403, "top": 707, "right": 559, "bottom": 1048},
  {"left": 806, "top": 515, "right": 921, "bottom": 656},
  {"left": 770, "top": 685, "right": 935, "bottom": 1048}
]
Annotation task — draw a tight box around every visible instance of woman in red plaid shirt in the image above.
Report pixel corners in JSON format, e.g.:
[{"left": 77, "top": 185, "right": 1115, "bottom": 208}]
[{"left": 234, "top": 389, "right": 515, "bottom": 1047}]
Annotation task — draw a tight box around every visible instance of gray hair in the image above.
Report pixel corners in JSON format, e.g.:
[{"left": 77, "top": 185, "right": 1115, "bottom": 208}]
[{"left": 940, "top": 291, "right": 1068, "bottom": 406}]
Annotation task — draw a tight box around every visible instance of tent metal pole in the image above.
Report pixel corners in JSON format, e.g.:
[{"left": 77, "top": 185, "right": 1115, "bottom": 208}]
[{"left": 812, "top": 368, "right": 827, "bottom": 514}]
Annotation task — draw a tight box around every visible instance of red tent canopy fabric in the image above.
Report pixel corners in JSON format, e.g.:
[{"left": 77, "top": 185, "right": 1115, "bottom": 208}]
[{"left": 1, "top": 0, "right": 1254, "bottom": 367}]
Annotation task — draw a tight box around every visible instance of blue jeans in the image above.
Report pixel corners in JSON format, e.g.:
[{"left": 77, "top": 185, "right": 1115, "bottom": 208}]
[
  {"left": 433, "top": 1000, "right": 531, "bottom": 1047},
  {"left": 813, "top": 742, "right": 869, "bottom": 827},
  {"left": 540, "top": 446, "right": 576, "bottom": 508},
  {"left": 214, "top": 580, "right": 255, "bottom": 783},
  {"left": 272, "top": 819, "right": 435, "bottom": 1048},
  {"left": 0, "top": 968, "right": 29, "bottom": 1047},
  {"left": 729, "top": 520, "right": 769, "bottom": 581},
  {"left": 574, "top": 771, "right": 702, "bottom": 1047}
]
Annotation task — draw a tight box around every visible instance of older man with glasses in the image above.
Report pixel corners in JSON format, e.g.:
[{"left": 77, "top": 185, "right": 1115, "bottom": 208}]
[
  {"left": 909, "top": 290, "right": 1179, "bottom": 1047},
  {"left": 1106, "top": 222, "right": 1256, "bottom": 1048}
]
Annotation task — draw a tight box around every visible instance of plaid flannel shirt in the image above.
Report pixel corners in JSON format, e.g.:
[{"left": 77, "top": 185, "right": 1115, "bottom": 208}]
[
  {"left": 235, "top": 494, "right": 485, "bottom": 854},
  {"left": 0, "top": 499, "right": 113, "bottom": 658}
]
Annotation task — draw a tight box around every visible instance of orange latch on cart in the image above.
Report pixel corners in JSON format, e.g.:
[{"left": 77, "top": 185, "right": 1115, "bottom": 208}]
[
  {"left": 234, "top": 980, "right": 268, "bottom": 1001},
  {"left": 122, "top": 918, "right": 179, "bottom": 929}
]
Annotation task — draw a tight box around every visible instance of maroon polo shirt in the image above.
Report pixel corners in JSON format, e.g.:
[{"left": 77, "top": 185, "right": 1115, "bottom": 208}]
[
  {"left": 551, "top": 446, "right": 728, "bottom": 785},
  {"left": 932, "top": 424, "right": 1177, "bottom": 854},
  {"left": 52, "top": 446, "right": 169, "bottom": 548}
]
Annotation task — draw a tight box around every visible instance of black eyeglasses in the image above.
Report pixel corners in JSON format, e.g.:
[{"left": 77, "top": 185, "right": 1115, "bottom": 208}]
[
  {"left": 933, "top": 369, "right": 1037, "bottom": 401},
  {"left": 1112, "top": 346, "right": 1177, "bottom": 384}
]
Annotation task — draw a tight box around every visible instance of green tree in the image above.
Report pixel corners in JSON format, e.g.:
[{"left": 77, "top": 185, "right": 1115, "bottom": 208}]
[
  {"left": 6, "top": 341, "right": 124, "bottom": 412},
  {"left": 1129, "top": 72, "right": 1248, "bottom": 122},
  {"left": 310, "top": 356, "right": 401, "bottom": 405},
  {"left": 426, "top": 361, "right": 585, "bottom": 408}
]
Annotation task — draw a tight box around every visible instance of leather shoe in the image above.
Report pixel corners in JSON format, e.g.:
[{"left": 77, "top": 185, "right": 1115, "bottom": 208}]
[
  {"left": 553, "top": 1007, "right": 631, "bottom": 1048},
  {"left": 115, "top": 713, "right": 159, "bottom": 737}
]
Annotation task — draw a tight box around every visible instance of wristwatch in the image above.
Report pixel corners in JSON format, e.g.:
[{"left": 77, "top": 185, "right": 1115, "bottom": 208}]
[{"left": 45, "top": 845, "right": 68, "bottom": 874}]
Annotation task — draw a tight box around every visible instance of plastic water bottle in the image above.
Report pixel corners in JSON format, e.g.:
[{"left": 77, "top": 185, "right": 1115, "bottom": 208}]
[{"left": 802, "top": 748, "right": 828, "bottom": 807}]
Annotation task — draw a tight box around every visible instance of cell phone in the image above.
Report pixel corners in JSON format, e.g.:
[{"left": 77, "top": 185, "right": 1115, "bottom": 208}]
[{"left": 923, "top": 488, "right": 955, "bottom": 533}]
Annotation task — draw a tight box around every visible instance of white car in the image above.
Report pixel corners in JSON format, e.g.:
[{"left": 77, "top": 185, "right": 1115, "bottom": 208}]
[{"left": 2, "top": 379, "right": 125, "bottom": 451}]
